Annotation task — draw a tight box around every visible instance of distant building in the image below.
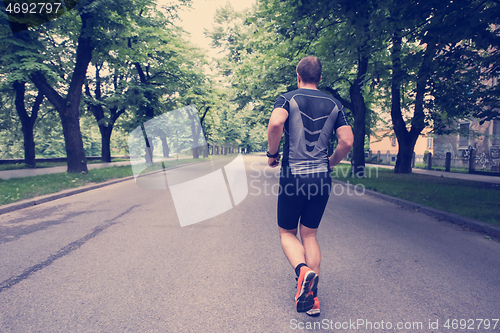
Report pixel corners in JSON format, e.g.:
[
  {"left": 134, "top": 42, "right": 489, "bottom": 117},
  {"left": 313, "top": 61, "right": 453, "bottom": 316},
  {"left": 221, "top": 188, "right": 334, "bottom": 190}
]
[
  {"left": 368, "top": 120, "right": 500, "bottom": 171},
  {"left": 368, "top": 127, "right": 433, "bottom": 164},
  {"left": 433, "top": 119, "right": 500, "bottom": 171}
]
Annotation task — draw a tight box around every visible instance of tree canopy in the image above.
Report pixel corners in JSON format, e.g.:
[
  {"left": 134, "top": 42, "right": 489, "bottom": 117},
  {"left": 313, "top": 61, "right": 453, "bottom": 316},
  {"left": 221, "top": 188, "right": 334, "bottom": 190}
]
[{"left": 0, "top": 0, "right": 498, "bottom": 175}]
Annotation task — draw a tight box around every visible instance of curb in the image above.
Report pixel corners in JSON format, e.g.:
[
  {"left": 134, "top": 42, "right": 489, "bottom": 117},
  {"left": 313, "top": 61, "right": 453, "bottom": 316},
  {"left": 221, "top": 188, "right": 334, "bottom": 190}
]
[
  {"left": 0, "top": 175, "right": 136, "bottom": 215},
  {"left": 0, "top": 160, "right": 208, "bottom": 216},
  {"left": 331, "top": 179, "right": 500, "bottom": 241}
]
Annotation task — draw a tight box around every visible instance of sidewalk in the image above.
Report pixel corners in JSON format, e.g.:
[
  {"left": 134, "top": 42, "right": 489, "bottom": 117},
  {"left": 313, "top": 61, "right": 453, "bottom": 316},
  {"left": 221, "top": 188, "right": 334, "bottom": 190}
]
[
  {"left": 361, "top": 162, "right": 500, "bottom": 185},
  {"left": 0, "top": 156, "right": 191, "bottom": 180},
  {"left": 3, "top": 158, "right": 500, "bottom": 184},
  {"left": 3, "top": 158, "right": 500, "bottom": 182}
]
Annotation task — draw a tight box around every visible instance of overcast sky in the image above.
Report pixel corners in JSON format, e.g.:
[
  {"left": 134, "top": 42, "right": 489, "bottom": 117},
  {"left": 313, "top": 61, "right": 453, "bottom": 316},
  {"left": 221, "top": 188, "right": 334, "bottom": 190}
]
[{"left": 157, "top": 0, "right": 256, "bottom": 57}]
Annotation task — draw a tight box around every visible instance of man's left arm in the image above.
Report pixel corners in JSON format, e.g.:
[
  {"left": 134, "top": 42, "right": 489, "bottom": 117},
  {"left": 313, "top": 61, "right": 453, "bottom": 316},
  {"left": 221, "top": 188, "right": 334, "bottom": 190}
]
[{"left": 267, "top": 107, "right": 288, "bottom": 167}]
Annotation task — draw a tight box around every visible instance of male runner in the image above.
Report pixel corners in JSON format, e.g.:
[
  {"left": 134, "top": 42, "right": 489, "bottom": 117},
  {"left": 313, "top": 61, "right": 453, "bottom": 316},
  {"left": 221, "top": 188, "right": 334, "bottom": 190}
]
[{"left": 266, "top": 56, "right": 353, "bottom": 315}]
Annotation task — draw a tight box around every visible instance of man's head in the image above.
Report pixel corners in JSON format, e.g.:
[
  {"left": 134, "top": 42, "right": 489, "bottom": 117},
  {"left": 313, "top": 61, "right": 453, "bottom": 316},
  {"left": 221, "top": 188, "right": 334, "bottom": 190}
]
[{"left": 296, "top": 56, "right": 322, "bottom": 85}]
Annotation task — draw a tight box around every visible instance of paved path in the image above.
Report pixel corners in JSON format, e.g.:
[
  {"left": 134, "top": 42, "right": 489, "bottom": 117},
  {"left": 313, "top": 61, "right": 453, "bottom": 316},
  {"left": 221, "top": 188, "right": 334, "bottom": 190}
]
[
  {"left": 2, "top": 158, "right": 500, "bottom": 185},
  {"left": 0, "top": 155, "right": 499, "bottom": 332},
  {"left": 363, "top": 162, "right": 500, "bottom": 185}
]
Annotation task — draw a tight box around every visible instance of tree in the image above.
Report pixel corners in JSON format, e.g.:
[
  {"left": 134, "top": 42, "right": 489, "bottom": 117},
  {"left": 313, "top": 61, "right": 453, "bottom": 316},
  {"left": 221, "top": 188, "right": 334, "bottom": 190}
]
[
  {"left": 207, "top": 3, "right": 299, "bottom": 153},
  {"left": 27, "top": 5, "right": 96, "bottom": 173},
  {"left": 12, "top": 81, "right": 44, "bottom": 167},
  {"left": 388, "top": 0, "right": 500, "bottom": 173},
  {"left": 84, "top": 63, "right": 127, "bottom": 162},
  {"left": 116, "top": 1, "right": 211, "bottom": 162},
  {"left": 0, "top": 84, "right": 24, "bottom": 159},
  {"left": 251, "top": 0, "right": 389, "bottom": 176},
  {"left": 2, "top": 0, "right": 145, "bottom": 173},
  {"left": 0, "top": 10, "right": 50, "bottom": 164}
]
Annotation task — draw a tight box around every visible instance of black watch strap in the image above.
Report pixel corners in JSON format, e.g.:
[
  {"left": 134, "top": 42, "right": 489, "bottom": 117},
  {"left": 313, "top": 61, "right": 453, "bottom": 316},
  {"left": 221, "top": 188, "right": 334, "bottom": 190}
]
[{"left": 267, "top": 151, "right": 280, "bottom": 158}]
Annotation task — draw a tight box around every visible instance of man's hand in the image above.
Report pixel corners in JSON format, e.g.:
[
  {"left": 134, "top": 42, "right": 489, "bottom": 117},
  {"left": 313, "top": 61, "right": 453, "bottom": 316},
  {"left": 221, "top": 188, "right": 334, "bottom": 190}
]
[{"left": 268, "top": 153, "right": 281, "bottom": 168}]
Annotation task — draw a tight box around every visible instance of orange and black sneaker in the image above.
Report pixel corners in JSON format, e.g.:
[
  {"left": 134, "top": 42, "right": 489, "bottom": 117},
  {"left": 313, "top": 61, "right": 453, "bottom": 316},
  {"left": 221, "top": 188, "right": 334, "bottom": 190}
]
[
  {"left": 306, "top": 276, "right": 320, "bottom": 316},
  {"left": 294, "top": 267, "right": 317, "bottom": 312},
  {"left": 306, "top": 297, "right": 320, "bottom": 316}
]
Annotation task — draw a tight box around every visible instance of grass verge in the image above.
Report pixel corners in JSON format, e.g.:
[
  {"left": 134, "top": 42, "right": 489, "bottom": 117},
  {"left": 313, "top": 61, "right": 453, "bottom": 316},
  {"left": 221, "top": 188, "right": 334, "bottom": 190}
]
[
  {"left": 0, "top": 158, "right": 131, "bottom": 171},
  {"left": 413, "top": 164, "right": 469, "bottom": 173},
  {"left": 0, "top": 157, "right": 210, "bottom": 206},
  {"left": 332, "top": 164, "right": 500, "bottom": 227}
]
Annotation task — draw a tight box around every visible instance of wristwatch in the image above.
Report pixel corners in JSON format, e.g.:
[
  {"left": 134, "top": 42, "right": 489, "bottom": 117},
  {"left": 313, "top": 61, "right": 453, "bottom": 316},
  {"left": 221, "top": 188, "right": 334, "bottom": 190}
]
[{"left": 266, "top": 151, "right": 280, "bottom": 158}]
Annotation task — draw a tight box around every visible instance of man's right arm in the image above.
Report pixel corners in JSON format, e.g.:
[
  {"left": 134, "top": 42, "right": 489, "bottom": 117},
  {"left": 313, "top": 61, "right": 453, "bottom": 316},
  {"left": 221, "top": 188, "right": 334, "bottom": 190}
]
[
  {"left": 267, "top": 107, "right": 288, "bottom": 167},
  {"left": 329, "top": 125, "right": 354, "bottom": 168}
]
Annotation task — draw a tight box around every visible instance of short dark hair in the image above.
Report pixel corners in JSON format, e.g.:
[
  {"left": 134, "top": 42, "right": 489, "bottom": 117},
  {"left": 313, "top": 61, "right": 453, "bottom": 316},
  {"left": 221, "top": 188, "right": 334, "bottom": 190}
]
[{"left": 296, "top": 56, "right": 322, "bottom": 84}]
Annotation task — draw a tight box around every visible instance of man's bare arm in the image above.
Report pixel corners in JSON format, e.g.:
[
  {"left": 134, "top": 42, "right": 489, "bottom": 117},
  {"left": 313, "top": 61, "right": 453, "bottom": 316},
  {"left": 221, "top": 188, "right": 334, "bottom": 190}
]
[
  {"left": 329, "top": 125, "right": 354, "bottom": 168},
  {"left": 267, "top": 107, "right": 288, "bottom": 153},
  {"left": 267, "top": 107, "right": 288, "bottom": 167}
]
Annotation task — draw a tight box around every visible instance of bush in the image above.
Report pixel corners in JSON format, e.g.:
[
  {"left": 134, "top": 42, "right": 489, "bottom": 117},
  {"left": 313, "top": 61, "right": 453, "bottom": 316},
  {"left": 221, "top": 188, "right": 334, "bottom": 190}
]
[{"left": 423, "top": 150, "right": 430, "bottom": 163}]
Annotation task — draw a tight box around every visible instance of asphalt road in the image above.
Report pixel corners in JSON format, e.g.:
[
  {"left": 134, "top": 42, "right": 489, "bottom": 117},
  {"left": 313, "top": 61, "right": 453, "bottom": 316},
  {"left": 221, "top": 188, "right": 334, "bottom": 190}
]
[{"left": 0, "top": 155, "right": 499, "bottom": 332}]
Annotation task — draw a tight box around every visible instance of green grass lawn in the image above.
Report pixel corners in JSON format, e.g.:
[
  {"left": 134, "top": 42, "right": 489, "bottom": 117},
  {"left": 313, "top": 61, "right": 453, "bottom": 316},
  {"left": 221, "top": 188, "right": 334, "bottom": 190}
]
[
  {"left": 0, "top": 157, "right": 209, "bottom": 206},
  {"left": 413, "top": 163, "right": 469, "bottom": 173},
  {"left": 0, "top": 157, "right": 131, "bottom": 171},
  {"left": 332, "top": 164, "right": 500, "bottom": 227}
]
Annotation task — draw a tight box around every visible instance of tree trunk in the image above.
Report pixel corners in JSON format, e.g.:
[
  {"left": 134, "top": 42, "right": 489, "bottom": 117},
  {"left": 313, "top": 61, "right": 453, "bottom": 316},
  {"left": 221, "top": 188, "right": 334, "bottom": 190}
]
[
  {"left": 133, "top": 62, "right": 156, "bottom": 119},
  {"left": 160, "top": 136, "right": 169, "bottom": 157},
  {"left": 349, "top": 55, "right": 369, "bottom": 177},
  {"left": 191, "top": 147, "right": 198, "bottom": 159},
  {"left": 144, "top": 136, "right": 154, "bottom": 164},
  {"left": 85, "top": 66, "right": 125, "bottom": 164},
  {"left": 391, "top": 31, "right": 409, "bottom": 173},
  {"left": 63, "top": 13, "right": 94, "bottom": 172},
  {"left": 326, "top": 54, "right": 368, "bottom": 178},
  {"left": 394, "top": 143, "right": 414, "bottom": 173},
  {"left": 13, "top": 81, "right": 42, "bottom": 168},
  {"left": 186, "top": 107, "right": 201, "bottom": 159},
  {"left": 22, "top": 125, "right": 36, "bottom": 168},
  {"left": 58, "top": 111, "right": 87, "bottom": 172},
  {"left": 391, "top": 31, "right": 429, "bottom": 174},
  {"left": 100, "top": 126, "right": 112, "bottom": 162}
]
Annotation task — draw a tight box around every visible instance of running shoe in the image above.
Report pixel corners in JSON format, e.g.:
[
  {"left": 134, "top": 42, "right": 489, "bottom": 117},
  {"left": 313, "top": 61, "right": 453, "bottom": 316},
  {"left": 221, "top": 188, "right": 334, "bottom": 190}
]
[
  {"left": 294, "top": 267, "right": 317, "bottom": 312},
  {"left": 306, "top": 297, "right": 320, "bottom": 316}
]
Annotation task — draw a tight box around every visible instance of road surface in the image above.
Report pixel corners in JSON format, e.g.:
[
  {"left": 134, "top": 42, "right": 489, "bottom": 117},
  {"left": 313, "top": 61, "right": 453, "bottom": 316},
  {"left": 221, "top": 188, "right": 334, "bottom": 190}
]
[{"left": 0, "top": 154, "right": 499, "bottom": 332}]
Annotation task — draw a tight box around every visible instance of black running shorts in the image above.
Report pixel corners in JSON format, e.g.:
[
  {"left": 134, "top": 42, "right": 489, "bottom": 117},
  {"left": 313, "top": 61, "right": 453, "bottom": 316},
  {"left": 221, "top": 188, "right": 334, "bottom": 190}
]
[{"left": 277, "top": 165, "right": 332, "bottom": 230}]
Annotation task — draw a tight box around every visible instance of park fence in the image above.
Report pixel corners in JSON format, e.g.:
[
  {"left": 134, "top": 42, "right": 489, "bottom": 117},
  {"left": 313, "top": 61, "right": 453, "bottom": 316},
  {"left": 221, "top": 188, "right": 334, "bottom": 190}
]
[
  {"left": 365, "top": 147, "right": 500, "bottom": 176},
  {"left": 426, "top": 147, "right": 500, "bottom": 175}
]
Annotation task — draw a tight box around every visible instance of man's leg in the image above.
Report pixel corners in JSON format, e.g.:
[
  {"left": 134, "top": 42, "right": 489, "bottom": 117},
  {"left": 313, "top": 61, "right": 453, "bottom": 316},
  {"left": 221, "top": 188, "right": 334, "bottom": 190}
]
[
  {"left": 300, "top": 224, "right": 321, "bottom": 316},
  {"left": 299, "top": 224, "right": 321, "bottom": 275},
  {"left": 278, "top": 225, "right": 320, "bottom": 276},
  {"left": 278, "top": 227, "right": 305, "bottom": 269},
  {"left": 278, "top": 226, "right": 317, "bottom": 312}
]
